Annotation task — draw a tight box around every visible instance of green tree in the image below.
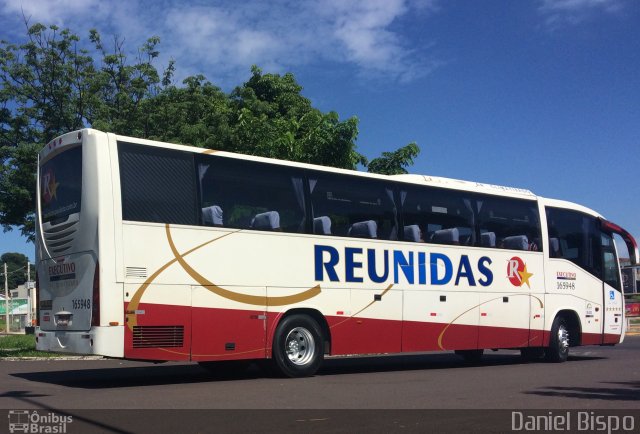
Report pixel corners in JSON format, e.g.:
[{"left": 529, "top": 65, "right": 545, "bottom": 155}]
[
  {"left": 141, "top": 74, "right": 231, "bottom": 147},
  {"left": 0, "top": 24, "right": 421, "bottom": 242},
  {"left": 225, "top": 66, "right": 367, "bottom": 169},
  {"left": 0, "top": 252, "right": 33, "bottom": 290},
  {"left": 0, "top": 23, "right": 164, "bottom": 240},
  {"left": 0, "top": 23, "right": 97, "bottom": 239},
  {"left": 367, "top": 142, "right": 420, "bottom": 175}
]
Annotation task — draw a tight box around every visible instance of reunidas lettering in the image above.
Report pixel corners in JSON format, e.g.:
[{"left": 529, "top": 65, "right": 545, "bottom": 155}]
[{"left": 314, "top": 245, "right": 493, "bottom": 286}]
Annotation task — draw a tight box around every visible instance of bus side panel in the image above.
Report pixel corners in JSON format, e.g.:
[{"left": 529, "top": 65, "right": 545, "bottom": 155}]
[
  {"left": 403, "top": 291, "right": 479, "bottom": 351},
  {"left": 335, "top": 288, "right": 402, "bottom": 355},
  {"left": 191, "top": 286, "right": 267, "bottom": 362},
  {"left": 123, "top": 298, "right": 192, "bottom": 361}
]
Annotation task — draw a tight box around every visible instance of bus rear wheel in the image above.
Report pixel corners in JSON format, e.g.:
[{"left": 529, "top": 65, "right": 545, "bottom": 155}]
[
  {"left": 545, "top": 316, "right": 570, "bottom": 363},
  {"left": 272, "top": 314, "right": 324, "bottom": 378}
]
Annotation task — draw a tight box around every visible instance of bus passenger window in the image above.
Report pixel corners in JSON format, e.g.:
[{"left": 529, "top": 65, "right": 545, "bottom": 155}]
[
  {"left": 197, "top": 156, "right": 306, "bottom": 233},
  {"left": 478, "top": 196, "right": 541, "bottom": 252},
  {"left": 546, "top": 207, "right": 602, "bottom": 277},
  {"left": 401, "top": 186, "right": 474, "bottom": 246},
  {"left": 309, "top": 173, "right": 397, "bottom": 240}
]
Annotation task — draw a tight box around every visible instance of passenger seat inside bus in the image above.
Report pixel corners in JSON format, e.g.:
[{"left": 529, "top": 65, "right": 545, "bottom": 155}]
[
  {"left": 404, "top": 225, "right": 421, "bottom": 242},
  {"left": 431, "top": 228, "right": 459, "bottom": 245},
  {"left": 502, "top": 235, "right": 528, "bottom": 250},
  {"left": 481, "top": 231, "right": 496, "bottom": 248},
  {"left": 313, "top": 216, "right": 332, "bottom": 235},
  {"left": 251, "top": 211, "right": 280, "bottom": 231},
  {"left": 549, "top": 237, "right": 560, "bottom": 257},
  {"left": 202, "top": 205, "right": 223, "bottom": 226},
  {"left": 348, "top": 220, "right": 377, "bottom": 239}
]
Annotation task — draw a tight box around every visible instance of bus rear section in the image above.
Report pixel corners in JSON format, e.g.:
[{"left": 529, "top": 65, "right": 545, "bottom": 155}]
[{"left": 35, "top": 130, "right": 124, "bottom": 358}]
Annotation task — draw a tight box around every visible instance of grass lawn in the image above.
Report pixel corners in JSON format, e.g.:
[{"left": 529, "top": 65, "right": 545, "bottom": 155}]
[{"left": 0, "top": 334, "right": 64, "bottom": 358}]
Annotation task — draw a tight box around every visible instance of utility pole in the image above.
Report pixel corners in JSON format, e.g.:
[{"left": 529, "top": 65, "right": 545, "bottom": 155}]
[
  {"left": 27, "top": 262, "right": 32, "bottom": 328},
  {"left": 4, "top": 263, "right": 8, "bottom": 333}
]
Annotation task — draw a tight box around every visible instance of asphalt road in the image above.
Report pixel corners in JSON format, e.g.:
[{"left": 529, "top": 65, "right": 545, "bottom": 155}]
[{"left": 1, "top": 337, "right": 639, "bottom": 432}]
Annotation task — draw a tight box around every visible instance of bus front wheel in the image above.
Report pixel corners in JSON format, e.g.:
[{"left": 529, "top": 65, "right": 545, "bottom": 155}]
[
  {"left": 272, "top": 314, "right": 324, "bottom": 378},
  {"left": 546, "top": 316, "right": 570, "bottom": 363}
]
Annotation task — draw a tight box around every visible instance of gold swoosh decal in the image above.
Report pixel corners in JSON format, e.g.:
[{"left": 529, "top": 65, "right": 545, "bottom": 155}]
[
  {"left": 126, "top": 232, "right": 234, "bottom": 329},
  {"left": 165, "top": 225, "right": 321, "bottom": 306},
  {"left": 437, "top": 293, "right": 544, "bottom": 350},
  {"left": 127, "top": 224, "right": 322, "bottom": 332}
]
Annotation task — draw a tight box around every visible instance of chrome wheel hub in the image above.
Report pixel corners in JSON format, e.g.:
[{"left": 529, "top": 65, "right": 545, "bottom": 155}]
[
  {"left": 558, "top": 325, "right": 569, "bottom": 350},
  {"left": 285, "top": 327, "right": 315, "bottom": 366}
]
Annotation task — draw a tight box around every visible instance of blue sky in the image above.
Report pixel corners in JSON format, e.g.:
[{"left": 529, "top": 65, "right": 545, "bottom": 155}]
[{"left": 1, "top": 0, "right": 639, "bottom": 262}]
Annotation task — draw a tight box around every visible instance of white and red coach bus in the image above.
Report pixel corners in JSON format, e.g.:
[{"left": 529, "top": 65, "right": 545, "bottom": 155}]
[{"left": 35, "top": 129, "right": 638, "bottom": 377}]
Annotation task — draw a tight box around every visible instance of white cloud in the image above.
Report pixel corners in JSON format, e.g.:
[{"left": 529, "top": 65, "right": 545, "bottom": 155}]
[
  {"left": 0, "top": 0, "right": 440, "bottom": 86},
  {"left": 1, "top": 0, "right": 106, "bottom": 26},
  {"left": 539, "top": 0, "right": 626, "bottom": 27}
]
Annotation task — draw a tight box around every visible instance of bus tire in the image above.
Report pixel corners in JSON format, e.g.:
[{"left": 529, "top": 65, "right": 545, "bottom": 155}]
[
  {"left": 545, "top": 316, "right": 570, "bottom": 363},
  {"left": 272, "top": 314, "right": 324, "bottom": 378},
  {"left": 455, "top": 349, "right": 484, "bottom": 363}
]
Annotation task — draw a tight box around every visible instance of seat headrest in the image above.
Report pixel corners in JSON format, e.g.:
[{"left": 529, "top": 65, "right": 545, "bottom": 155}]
[
  {"left": 251, "top": 211, "right": 280, "bottom": 230},
  {"left": 481, "top": 232, "right": 496, "bottom": 248},
  {"left": 202, "top": 205, "right": 223, "bottom": 226},
  {"left": 404, "top": 225, "right": 421, "bottom": 242},
  {"left": 431, "top": 228, "right": 459, "bottom": 244},
  {"left": 502, "top": 235, "right": 528, "bottom": 250},
  {"left": 313, "top": 216, "right": 332, "bottom": 235},
  {"left": 348, "top": 220, "right": 377, "bottom": 239}
]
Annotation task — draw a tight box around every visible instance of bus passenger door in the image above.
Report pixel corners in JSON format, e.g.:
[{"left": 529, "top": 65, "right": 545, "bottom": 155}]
[
  {"left": 602, "top": 283, "right": 623, "bottom": 343},
  {"left": 601, "top": 232, "right": 624, "bottom": 343},
  {"left": 191, "top": 285, "right": 267, "bottom": 361}
]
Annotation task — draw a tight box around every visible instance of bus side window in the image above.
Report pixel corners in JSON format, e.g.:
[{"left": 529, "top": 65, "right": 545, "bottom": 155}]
[
  {"left": 118, "top": 142, "right": 198, "bottom": 225},
  {"left": 401, "top": 186, "right": 474, "bottom": 246},
  {"left": 478, "top": 196, "right": 541, "bottom": 252},
  {"left": 546, "top": 207, "right": 602, "bottom": 277},
  {"left": 197, "top": 157, "right": 306, "bottom": 233},
  {"left": 309, "top": 173, "right": 397, "bottom": 240}
]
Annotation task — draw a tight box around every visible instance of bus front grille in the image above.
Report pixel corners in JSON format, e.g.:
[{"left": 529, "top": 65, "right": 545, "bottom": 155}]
[{"left": 132, "top": 326, "right": 184, "bottom": 348}]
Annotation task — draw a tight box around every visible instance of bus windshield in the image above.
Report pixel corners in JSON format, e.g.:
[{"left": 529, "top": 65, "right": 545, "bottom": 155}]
[{"left": 40, "top": 146, "right": 82, "bottom": 224}]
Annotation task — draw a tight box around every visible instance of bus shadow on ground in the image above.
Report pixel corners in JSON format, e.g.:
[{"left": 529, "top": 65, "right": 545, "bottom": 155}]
[
  {"left": 523, "top": 380, "right": 640, "bottom": 402},
  {"left": 10, "top": 352, "right": 605, "bottom": 389},
  {"left": 317, "top": 353, "right": 604, "bottom": 376}
]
